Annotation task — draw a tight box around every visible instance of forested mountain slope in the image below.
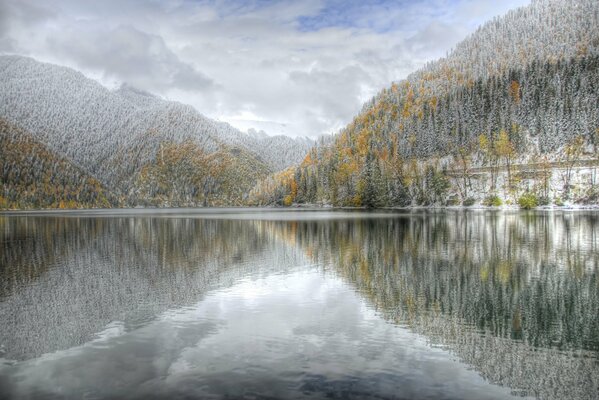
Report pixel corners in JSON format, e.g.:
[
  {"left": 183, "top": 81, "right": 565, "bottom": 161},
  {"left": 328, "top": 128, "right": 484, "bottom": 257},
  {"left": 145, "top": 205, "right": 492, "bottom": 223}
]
[
  {"left": 0, "top": 56, "right": 312, "bottom": 207},
  {"left": 0, "top": 119, "right": 116, "bottom": 209},
  {"left": 250, "top": 0, "right": 599, "bottom": 207}
]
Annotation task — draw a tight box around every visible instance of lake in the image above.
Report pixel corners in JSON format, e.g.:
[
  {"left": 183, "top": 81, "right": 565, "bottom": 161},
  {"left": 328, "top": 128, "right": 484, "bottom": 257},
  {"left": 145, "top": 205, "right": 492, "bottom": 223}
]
[{"left": 0, "top": 209, "right": 597, "bottom": 399}]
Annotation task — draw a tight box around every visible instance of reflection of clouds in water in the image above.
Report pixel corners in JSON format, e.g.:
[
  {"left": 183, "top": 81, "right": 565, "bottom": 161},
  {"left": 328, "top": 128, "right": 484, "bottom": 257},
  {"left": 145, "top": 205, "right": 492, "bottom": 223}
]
[
  {"left": 2, "top": 270, "right": 517, "bottom": 400},
  {"left": 0, "top": 217, "right": 310, "bottom": 360},
  {"left": 2, "top": 316, "right": 223, "bottom": 399},
  {"left": 155, "top": 270, "right": 520, "bottom": 399},
  {"left": 93, "top": 321, "right": 126, "bottom": 342},
  {"left": 291, "top": 212, "right": 599, "bottom": 400},
  {"left": 0, "top": 211, "right": 597, "bottom": 399}
]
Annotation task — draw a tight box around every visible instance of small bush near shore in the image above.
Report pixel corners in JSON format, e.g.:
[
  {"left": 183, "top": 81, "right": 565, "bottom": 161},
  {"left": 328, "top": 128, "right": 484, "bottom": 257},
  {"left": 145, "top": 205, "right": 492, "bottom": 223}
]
[
  {"left": 445, "top": 195, "right": 460, "bottom": 206},
  {"left": 576, "top": 187, "right": 599, "bottom": 205},
  {"left": 537, "top": 196, "right": 551, "bottom": 206},
  {"left": 462, "top": 197, "right": 476, "bottom": 206},
  {"left": 518, "top": 193, "right": 538, "bottom": 209},
  {"left": 483, "top": 195, "right": 502, "bottom": 207}
]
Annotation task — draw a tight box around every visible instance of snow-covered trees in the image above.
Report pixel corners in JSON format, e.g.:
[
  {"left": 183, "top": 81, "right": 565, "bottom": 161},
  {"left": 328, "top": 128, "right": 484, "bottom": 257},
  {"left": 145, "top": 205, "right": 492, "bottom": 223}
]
[
  {"left": 252, "top": 0, "right": 599, "bottom": 207},
  {"left": 0, "top": 56, "right": 313, "bottom": 207},
  {"left": 1, "top": 0, "right": 597, "bottom": 208},
  {"left": 0, "top": 119, "right": 114, "bottom": 209}
]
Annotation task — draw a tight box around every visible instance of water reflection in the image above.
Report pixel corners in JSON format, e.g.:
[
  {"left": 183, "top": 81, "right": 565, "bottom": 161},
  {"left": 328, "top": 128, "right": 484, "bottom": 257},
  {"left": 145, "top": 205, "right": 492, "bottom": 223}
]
[
  {"left": 289, "top": 213, "right": 599, "bottom": 351},
  {"left": 283, "top": 212, "right": 599, "bottom": 399},
  {"left": 0, "top": 216, "right": 307, "bottom": 360},
  {"left": 0, "top": 210, "right": 597, "bottom": 399}
]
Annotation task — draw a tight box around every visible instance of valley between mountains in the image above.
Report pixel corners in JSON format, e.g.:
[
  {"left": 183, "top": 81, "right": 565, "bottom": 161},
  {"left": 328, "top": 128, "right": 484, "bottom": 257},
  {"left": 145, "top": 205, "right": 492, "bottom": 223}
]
[{"left": 1, "top": 0, "right": 598, "bottom": 210}]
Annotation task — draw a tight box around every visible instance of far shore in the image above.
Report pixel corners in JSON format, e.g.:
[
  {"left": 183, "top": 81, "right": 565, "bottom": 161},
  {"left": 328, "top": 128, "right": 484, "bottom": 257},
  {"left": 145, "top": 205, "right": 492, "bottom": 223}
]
[{"left": 2, "top": 204, "right": 599, "bottom": 215}]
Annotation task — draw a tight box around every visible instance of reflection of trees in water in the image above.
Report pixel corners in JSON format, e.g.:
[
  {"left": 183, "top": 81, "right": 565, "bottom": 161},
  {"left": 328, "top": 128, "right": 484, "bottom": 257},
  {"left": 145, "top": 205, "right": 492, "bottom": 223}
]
[
  {"left": 1, "top": 212, "right": 598, "bottom": 399},
  {"left": 0, "top": 217, "right": 306, "bottom": 360},
  {"left": 278, "top": 212, "right": 599, "bottom": 400},
  {"left": 0, "top": 217, "right": 102, "bottom": 296}
]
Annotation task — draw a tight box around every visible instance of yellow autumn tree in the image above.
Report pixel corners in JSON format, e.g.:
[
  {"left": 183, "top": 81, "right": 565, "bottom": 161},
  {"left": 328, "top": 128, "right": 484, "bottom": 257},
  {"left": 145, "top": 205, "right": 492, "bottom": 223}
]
[
  {"left": 509, "top": 80, "right": 521, "bottom": 104},
  {"left": 495, "top": 130, "right": 515, "bottom": 191}
]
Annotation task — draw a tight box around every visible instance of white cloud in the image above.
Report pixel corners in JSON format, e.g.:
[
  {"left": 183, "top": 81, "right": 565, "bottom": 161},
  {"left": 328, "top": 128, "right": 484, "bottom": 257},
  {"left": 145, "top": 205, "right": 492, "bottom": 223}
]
[{"left": 0, "top": 0, "right": 530, "bottom": 137}]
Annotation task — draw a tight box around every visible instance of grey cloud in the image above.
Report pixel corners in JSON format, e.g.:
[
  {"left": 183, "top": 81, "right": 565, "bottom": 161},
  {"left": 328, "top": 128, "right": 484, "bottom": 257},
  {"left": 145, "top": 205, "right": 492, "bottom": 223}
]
[
  {"left": 455, "top": 0, "right": 531, "bottom": 25},
  {"left": 289, "top": 65, "right": 371, "bottom": 120},
  {"left": 0, "top": 0, "right": 531, "bottom": 138},
  {"left": 0, "top": 0, "right": 55, "bottom": 26},
  {"left": 172, "top": 65, "right": 215, "bottom": 92},
  {"left": 406, "top": 20, "right": 466, "bottom": 57},
  {"left": 0, "top": 0, "right": 55, "bottom": 52},
  {"left": 47, "top": 25, "right": 215, "bottom": 93}
]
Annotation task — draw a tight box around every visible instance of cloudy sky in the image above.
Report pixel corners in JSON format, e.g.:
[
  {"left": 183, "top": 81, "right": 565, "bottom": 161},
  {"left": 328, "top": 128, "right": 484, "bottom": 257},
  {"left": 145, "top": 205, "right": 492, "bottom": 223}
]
[{"left": 0, "top": 0, "right": 529, "bottom": 138}]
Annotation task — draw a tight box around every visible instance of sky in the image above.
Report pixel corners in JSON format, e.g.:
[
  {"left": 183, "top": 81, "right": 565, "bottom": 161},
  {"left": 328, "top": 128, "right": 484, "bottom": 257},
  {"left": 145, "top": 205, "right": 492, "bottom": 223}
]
[{"left": 0, "top": 0, "right": 530, "bottom": 138}]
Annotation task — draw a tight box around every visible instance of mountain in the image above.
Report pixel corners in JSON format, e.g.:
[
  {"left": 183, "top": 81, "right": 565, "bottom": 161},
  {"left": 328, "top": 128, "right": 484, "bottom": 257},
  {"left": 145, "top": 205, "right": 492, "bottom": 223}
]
[
  {"left": 0, "top": 56, "right": 313, "bottom": 207},
  {"left": 250, "top": 0, "right": 599, "bottom": 207},
  {"left": 0, "top": 118, "right": 116, "bottom": 209}
]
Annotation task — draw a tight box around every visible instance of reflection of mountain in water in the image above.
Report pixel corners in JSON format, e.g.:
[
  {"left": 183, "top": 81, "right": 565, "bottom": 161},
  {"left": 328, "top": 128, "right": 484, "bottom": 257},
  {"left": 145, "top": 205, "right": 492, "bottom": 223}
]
[
  {"left": 0, "top": 212, "right": 598, "bottom": 399},
  {"left": 0, "top": 216, "right": 308, "bottom": 360},
  {"left": 288, "top": 213, "right": 599, "bottom": 351},
  {"left": 279, "top": 212, "right": 599, "bottom": 400}
]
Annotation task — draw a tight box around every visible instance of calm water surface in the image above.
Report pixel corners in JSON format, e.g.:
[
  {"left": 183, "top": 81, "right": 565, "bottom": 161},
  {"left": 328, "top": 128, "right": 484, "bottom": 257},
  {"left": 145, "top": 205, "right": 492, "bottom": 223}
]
[{"left": 0, "top": 209, "right": 597, "bottom": 399}]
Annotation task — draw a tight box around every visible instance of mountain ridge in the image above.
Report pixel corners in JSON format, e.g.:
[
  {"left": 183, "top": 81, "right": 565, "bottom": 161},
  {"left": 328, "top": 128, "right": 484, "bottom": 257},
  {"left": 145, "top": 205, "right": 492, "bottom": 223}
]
[
  {"left": 0, "top": 118, "right": 116, "bottom": 209},
  {"left": 0, "top": 55, "right": 314, "bottom": 207},
  {"left": 2, "top": 0, "right": 598, "bottom": 209},
  {"left": 250, "top": 0, "right": 599, "bottom": 207}
]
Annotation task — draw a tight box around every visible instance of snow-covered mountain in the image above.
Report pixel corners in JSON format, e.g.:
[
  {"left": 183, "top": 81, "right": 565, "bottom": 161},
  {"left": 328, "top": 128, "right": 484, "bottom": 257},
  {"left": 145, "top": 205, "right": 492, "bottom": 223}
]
[
  {"left": 0, "top": 118, "right": 116, "bottom": 209},
  {"left": 0, "top": 55, "right": 313, "bottom": 206},
  {"left": 250, "top": 0, "right": 599, "bottom": 207}
]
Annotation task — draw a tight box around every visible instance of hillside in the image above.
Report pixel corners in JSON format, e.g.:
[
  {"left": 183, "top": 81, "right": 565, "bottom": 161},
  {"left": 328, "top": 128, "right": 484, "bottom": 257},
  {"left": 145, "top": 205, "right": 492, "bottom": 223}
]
[
  {"left": 0, "top": 57, "right": 313, "bottom": 207},
  {"left": 250, "top": 0, "right": 599, "bottom": 207},
  {"left": 0, "top": 119, "right": 116, "bottom": 209}
]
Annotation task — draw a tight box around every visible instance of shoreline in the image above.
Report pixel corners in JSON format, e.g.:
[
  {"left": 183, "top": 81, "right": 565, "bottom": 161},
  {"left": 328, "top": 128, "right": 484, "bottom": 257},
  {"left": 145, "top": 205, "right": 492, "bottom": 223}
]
[{"left": 2, "top": 204, "right": 599, "bottom": 215}]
